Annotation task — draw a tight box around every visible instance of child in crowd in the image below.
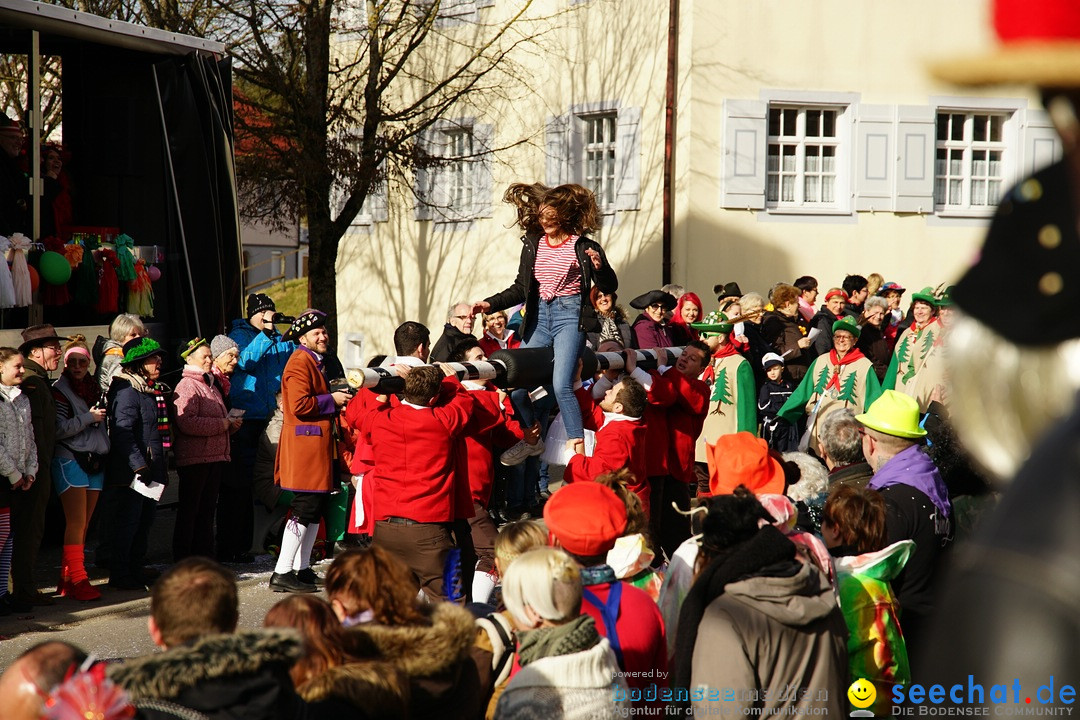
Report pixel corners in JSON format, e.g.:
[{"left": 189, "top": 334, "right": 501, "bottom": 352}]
[
  {"left": 758, "top": 352, "right": 799, "bottom": 452},
  {"left": 822, "top": 484, "right": 912, "bottom": 716},
  {"left": 0, "top": 347, "right": 36, "bottom": 614}
]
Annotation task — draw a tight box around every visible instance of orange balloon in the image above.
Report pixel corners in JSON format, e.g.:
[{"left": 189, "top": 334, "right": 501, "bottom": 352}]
[{"left": 28, "top": 265, "right": 39, "bottom": 292}]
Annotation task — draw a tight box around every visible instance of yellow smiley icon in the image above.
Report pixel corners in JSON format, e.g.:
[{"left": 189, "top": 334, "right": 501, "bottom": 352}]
[{"left": 848, "top": 678, "right": 876, "bottom": 710}]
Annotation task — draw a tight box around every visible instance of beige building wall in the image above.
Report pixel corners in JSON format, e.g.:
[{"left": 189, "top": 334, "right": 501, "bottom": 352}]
[{"left": 335, "top": 0, "right": 1039, "bottom": 359}]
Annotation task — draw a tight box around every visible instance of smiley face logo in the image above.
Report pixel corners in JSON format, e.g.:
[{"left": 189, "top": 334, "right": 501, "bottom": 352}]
[{"left": 848, "top": 679, "right": 876, "bottom": 710}]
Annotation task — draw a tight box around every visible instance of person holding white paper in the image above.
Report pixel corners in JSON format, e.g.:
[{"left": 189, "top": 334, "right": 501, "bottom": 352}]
[{"left": 104, "top": 336, "right": 171, "bottom": 591}]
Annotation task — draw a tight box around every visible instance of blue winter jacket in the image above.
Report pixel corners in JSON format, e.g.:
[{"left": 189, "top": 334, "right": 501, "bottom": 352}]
[{"left": 228, "top": 318, "right": 296, "bottom": 420}]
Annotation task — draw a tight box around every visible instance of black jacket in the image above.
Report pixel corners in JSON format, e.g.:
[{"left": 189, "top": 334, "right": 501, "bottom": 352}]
[
  {"left": 430, "top": 323, "right": 476, "bottom": 363},
  {"left": 483, "top": 232, "right": 617, "bottom": 339},
  {"left": 106, "top": 373, "right": 171, "bottom": 488},
  {"left": 808, "top": 308, "right": 840, "bottom": 358},
  {"left": 110, "top": 629, "right": 308, "bottom": 720}
]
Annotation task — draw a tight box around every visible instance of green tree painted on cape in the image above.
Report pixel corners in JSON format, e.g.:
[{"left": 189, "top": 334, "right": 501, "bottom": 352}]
[
  {"left": 919, "top": 328, "right": 936, "bottom": 361},
  {"left": 838, "top": 370, "right": 858, "bottom": 404},
  {"left": 897, "top": 334, "right": 917, "bottom": 384},
  {"left": 713, "top": 366, "right": 733, "bottom": 405},
  {"left": 813, "top": 364, "right": 830, "bottom": 397}
]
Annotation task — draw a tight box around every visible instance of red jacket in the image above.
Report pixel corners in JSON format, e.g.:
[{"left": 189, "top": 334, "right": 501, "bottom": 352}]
[
  {"left": 477, "top": 330, "right": 520, "bottom": 357},
  {"left": 565, "top": 386, "right": 650, "bottom": 515},
  {"left": 456, "top": 386, "right": 524, "bottom": 508},
  {"left": 360, "top": 377, "right": 475, "bottom": 523},
  {"left": 661, "top": 369, "right": 710, "bottom": 485}
]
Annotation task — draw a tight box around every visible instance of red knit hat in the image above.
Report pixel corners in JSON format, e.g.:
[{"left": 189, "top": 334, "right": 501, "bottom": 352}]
[
  {"left": 707, "top": 432, "right": 787, "bottom": 496},
  {"left": 543, "top": 482, "right": 628, "bottom": 557}
]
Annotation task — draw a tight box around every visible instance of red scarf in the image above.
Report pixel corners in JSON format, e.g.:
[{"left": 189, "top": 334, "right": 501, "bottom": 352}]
[
  {"left": 703, "top": 342, "right": 742, "bottom": 384},
  {"left": 824, "top": 348, "right": 865, "bottom": 391},
  {"left": 909, "top": 317, "right": 939, "bottom": 335}
]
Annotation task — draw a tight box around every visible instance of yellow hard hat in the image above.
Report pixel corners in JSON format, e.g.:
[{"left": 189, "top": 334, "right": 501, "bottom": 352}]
[{"left": 855, "top": 390, "right": 927, "bottom": 439}]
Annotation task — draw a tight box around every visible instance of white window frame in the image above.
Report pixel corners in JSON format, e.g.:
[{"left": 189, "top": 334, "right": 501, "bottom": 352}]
[
  {"left": 581, "top": 111, "right": 618, "bottom": 210},
  {"left": 415, "top": 117, "right": 494, "bottom": 223},
  {"left": 928, "top": 97, "right": 1026, "bottom": 219},
  {"left": 331, "top": 131, "right": 388, "bottom": 228},
  {"left": 766, "top": 105, "right": 842, "bottom": 209},
  {"left": 934, "top": 110, "right": 1012, "bottom": 217},
  {"left": 545, "top": 100, "right": 641, "bottom": 216}
]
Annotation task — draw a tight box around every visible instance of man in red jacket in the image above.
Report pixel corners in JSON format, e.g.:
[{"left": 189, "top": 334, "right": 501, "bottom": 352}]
[
  {"left": 564, "top": 365, "right": 649, "bottom": 515},
  {"left": 361, "top": 364, "right": 475, "bottom": 601}
]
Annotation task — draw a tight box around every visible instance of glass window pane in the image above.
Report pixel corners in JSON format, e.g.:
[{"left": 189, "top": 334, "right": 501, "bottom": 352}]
[
  {"left": 988, "top": 150, "right": 1002, "bottom": 177},
  {"left": 950, "top": 114, "right": 964, "bottom": 141},
  {"left": 805, "top": 145, "right": 820, "bottom": 172},
  {"left": 988, "top": 180, "right": 1002, "bottom": 205},
  {"left": 782, "top": 145, "right": 796, "bottom": 172},
  {"left": 822, "top": 152, "right": 835, "bottom": 174},
  {"left": 934, "top": 178, "right": 945, "bottom": 205},
  {"left": 972, "top": 179, "right": 986, "bottom": 205},
  {"left": 990, "top": 115, "right": 1003, "bottom": 142},
  {"left": 782, "top": 175, "right": 794, "bottom": 202},
  {"left": 805, "top": 175, "right": 819, "bottom": 202},
  {"left": 949, "top": 179, "right": 962, "bottom": 205},
  {"left": 823, "top": 111, "right": 836, "bottom": 138},
  {"left": 767, "top": 145, "right": 780, "bottom": 172},
  {"left": 606, "top": 116, "right": 616, "bottom": 140},
  {"left": 973, "top": 115, "right": 987, "bottom": 142},
  {"left": 783, "top": 109, "right": 797, "bottom": 136},
  {"left": 936, "top": 114, "right": 948, "bottom": 141},
  {"left": 806, "top": 110, "right": 820, "bottom": 137},
  {"left": 769, "top": 108, "right": 781, "bottom": 137},
  {"left": 767, "top": 176, "right": 779, "bottom": 202},
  {"left": 949, "top": 149, "right": 962, "bottom": 175},
  {"left": 822, "top": 176, "right": 834, "bottom": 203},
  {"left": 972, "top": 149, "right": 986, "bottom": 176}
]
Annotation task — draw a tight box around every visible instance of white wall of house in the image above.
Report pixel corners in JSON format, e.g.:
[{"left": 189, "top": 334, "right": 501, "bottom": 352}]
[{"left": 334, "top": 0, "right": 1050, "bottom": 359}]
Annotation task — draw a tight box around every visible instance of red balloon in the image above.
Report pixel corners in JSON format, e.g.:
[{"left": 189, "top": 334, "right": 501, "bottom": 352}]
[{"left": 28, "top": 265, "right": 39, "bottom": 292}]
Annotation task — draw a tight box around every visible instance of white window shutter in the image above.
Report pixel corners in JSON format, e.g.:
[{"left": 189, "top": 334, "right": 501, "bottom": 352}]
[
  {"left": 894, "top": 105, "right": 936, "bottom": 214},
  {"left": 414, "top": 129, "right": 435, "bottom": 221},
  {"left": 615, "top": 106, "right": 641, "bottom": 210},
  {"left": 473, "top": 123, "right": 494, "bottom": 218},
  {"left": 853, "top": 104, "right": 895, "bottom": 212},
  {"left": 721, "top": 99, "right": 767, "bottom": 210},
  {"left": 1017, "top": 107, "right": 1062, "bottom": 181},
  {"left": 545, "top": 114, "right": 570, "bottom": 186},
  {"left": 430, "top": 129, "right": 452, "bottom": 219}
]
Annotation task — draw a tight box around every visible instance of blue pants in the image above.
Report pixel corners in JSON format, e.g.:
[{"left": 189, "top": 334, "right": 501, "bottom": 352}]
[{"left": 512, "top": 295, "right": 586, "bottom": 441}]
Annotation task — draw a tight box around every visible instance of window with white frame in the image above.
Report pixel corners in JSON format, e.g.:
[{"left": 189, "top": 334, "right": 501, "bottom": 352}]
[
  {"left": 444, "top": 128, "right": 475, "bottom": 213},
  {"left": 766, "top": 106, "right": 839, "bottom": 207},
  {"left": 934, "top": 111, "right": 1008, "bottom": 211},
  {"left": 545, "top": 102, "right": 641, "bottom": 213},
  {"left": 583, "top": 113, "right": 617, "bottom": 209},
  {"left": 415, "top": 119, "right": 494, "bottom": 222}
]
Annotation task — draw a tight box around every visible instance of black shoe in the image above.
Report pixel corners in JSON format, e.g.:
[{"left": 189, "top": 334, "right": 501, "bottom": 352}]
[
  {"left": 0, "top": 594, "right": 28, "bottom": 613},
  {"left": 108, "top": 577, "right": 148, "bottom": 592},
  {"left": 269, "top": 571, "right": 317, "bottom": 594},
  {"left": 295, "top": 567, "right": 325, "bottom": 587}
]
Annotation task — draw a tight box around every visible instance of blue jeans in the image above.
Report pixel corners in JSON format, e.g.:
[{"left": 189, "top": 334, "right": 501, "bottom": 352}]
[{"left": 512, "top": 295, "right": 586, "bottom": 441}]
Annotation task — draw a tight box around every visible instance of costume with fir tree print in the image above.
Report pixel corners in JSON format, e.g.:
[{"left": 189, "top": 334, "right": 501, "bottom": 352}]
[
  {"left": 883, "top": 318, "right": 942, "bottom": 410},
  {"left": 777, "top": 347, "right": 882, "bottom": 452},
  {"left": 695, "top": 344, "right": 756, "bottom": 462}
]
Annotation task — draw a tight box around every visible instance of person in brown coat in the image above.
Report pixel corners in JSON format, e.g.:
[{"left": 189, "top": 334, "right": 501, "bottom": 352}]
[{"left": 270, "top": 310, "right": 351, "bottom": 594}]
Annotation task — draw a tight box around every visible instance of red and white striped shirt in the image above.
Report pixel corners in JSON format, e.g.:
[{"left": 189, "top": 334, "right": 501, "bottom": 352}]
[{"left": 535, "top": 235, "right": 582, "bottom": 301}]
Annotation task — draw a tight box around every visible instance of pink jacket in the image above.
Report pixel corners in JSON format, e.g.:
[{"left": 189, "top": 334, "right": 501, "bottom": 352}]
[{"left": 172, "top": 365, "right": 231, "bottom": 466}]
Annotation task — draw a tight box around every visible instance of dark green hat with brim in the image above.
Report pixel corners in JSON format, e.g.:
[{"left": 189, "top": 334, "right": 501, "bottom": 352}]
[
  {"left": 937, "top": 286, "right": 955, "bottom": 308},
  {"left": 832, "top": 317, "right": 862, "bottom": 339}
]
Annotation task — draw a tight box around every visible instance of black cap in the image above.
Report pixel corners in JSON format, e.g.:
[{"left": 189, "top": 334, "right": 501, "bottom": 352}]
[{"left": 952, "top": 160, "right": 1078, "bottom": 346}]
